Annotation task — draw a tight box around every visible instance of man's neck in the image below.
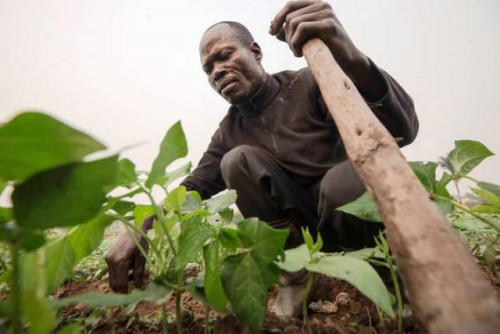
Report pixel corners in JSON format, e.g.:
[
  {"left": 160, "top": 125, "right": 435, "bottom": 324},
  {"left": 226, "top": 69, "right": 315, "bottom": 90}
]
[{"left": 235, "top": 74, "right": 280, "bottom": 117}]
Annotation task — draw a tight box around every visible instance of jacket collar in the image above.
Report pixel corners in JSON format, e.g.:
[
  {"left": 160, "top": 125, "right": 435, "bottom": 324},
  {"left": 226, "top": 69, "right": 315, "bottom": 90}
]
[{"left": 232, "top": 74, "right": 280, "bottom": 117}]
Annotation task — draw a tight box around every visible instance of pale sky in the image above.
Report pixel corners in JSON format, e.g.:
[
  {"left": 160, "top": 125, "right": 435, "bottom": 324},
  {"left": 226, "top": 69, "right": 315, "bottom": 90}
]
[{"left": 1, "top": 0, "right": 499, "bottom": 190}]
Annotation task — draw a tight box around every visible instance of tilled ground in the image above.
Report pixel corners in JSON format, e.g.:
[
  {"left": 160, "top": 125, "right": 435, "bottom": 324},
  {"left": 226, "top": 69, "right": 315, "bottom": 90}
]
[{"left": 54, "top": 274, "right": 425, "bottom": 334}]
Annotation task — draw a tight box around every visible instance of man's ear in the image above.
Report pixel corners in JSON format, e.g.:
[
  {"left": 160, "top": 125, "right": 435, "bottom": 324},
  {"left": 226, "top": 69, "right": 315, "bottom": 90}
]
[{"left": 250, "top": 42, "right": 263, "bottom": 62}]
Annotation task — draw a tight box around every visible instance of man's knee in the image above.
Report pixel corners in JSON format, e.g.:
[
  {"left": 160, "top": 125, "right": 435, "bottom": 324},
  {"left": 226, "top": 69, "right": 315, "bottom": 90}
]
[
  {"left": 220, "top": 145, "right": 259, "bottom": 185},
  {"left": 319, "top": 161, "right": 365, "bottom": 208}
]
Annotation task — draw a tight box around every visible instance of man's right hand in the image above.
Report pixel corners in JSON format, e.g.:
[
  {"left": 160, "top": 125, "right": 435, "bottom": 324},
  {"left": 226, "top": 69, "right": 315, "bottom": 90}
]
[{"left": 105, "top": 230, "right": 148, "bottom": 293}]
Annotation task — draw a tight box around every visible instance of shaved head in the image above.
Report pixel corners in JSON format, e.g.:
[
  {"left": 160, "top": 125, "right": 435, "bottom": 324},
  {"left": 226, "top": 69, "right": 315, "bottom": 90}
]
[{"left": 204, "top": 21, "right": 255, "bottom": 48}]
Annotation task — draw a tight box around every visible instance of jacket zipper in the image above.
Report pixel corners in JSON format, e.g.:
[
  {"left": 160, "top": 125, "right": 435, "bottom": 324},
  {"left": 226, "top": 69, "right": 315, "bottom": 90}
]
[{"left": 260, "top": 114, "right": 279, "bottom": 154}]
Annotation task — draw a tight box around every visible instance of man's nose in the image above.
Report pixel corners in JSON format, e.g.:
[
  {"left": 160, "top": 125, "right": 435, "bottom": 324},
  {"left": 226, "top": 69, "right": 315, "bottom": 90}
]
[{"left": 212, "top": 65, "right": 227, "bottom": 83}]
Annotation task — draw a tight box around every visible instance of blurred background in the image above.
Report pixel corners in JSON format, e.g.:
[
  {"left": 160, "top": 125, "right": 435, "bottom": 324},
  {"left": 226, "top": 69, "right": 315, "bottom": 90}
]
[{"left": 1, "top": 0, "right": 499, "bottom": 188}]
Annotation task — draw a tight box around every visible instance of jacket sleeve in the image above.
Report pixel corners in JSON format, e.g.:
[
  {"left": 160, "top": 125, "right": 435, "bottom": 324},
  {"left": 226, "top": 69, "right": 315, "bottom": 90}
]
[
  {"left": 363, "top": 59, "right": 419, "bottom": 147},
  {"left": 318, "top": 59, "right": 419, "bottom": 148},
  {"left": 181, "top": 128, "right": 227, "bottom": 200}
]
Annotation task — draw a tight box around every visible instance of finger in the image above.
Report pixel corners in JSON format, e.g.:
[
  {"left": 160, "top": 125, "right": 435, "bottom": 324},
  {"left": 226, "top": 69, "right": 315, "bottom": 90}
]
[
  {"left": 107, "top": 261, "right": 131, "bottom": 293},
  {"left": 290, "top": 18, "right": 334, "bottom": 57},
  {"left": 270, "top": 0, "right": 319, "bottom": 35},
  {"left": 276, "top": 26, "right": 286, "bottom": 42},
  {"left": 133, "top": 254, "right": 146, "bottom": 288},
  {"left": 290, "top": 22, "right": 316, "bottom": 57},
  {"left": 285, "top": 3, "right": 332, "bottom": 35}
]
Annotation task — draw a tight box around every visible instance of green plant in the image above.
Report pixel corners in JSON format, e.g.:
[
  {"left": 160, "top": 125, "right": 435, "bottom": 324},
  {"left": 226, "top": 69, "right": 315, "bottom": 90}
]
[
  {"left": 50, "top": 120, "right": 290, "bottom": 333},
  {"left": 337, "top": 139, "right": 500, "bottom": 281},
  {"left": 2, "top": 111, "right": 498, "bottom": 333},
  {"left": 0, "top": 112, "right": 121, "bottom": 333},
  {"left": 277, "top": 228, "right": 395, "bottom": 334}
]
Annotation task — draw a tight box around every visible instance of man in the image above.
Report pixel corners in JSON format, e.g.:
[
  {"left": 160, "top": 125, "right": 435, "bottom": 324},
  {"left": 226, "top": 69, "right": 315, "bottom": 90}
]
[{"left": 106, "top": 0, "right": 418, "bottom": 318}]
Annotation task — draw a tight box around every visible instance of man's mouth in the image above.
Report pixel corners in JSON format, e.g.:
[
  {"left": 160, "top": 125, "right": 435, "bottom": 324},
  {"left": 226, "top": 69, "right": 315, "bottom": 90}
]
[{"left": 219, "top": 79, "right": 237, "bottom": 95}]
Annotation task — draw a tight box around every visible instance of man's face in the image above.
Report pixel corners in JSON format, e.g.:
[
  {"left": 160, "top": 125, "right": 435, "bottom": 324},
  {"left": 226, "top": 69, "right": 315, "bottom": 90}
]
[{"left": 199, "top": 24, "right": 266, "bottom": 105}]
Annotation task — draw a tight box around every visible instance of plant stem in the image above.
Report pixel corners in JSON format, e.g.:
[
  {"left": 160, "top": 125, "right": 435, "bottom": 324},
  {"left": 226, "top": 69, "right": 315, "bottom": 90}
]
[
  {"left": 176, "top": 271, "right": 184, "bottom": 334},
  {"left": 0, "top": 254, "right": 7, "bottom": 273},
  {"left": 138, "top": 182, "right": 178, "bottom": 258},
  {"left": 161, "top": 302, "right": 169, "bottom": 334},
  {"left": 10, "top": 242, "right": 22, "bottom": 334},
  {"left": 302, "top": 273, "right": 315, "bottom": 334},
  {"left": 204, "top": 306, "right": 211, "bottom": 334},
  {"left": 385, "top": 251, "right": 403, "bottom": 332},
  {"left": 453, "top": 180, "right": 463, "bottom": 204},
  {"left": 450, "top": 199, "right": 500, "bottom": 233}
]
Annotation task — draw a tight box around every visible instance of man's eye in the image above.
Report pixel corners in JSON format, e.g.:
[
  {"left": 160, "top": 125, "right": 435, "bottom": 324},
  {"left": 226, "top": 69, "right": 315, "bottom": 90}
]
[{"left": 221, "top": 52, "right": 231, "bottom": 60}]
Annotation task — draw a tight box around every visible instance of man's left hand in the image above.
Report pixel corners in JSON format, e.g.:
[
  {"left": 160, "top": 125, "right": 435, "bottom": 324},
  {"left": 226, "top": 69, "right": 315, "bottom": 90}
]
[
  {"left": 269, "top": 0, "right": 368, "bottom": 74},
  {"left": 270, "top": 0, "right": 386, "bottom": 101}
]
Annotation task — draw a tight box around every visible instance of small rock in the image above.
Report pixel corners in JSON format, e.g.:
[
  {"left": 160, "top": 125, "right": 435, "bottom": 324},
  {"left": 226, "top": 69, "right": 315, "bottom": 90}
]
[
  {"left": 309, "top": 300, "right": 338, "bottom": 314},
  {"left": 74, "top": 303, "right": 87, "bottom": 313},
  {"left": 335, "top": 291, "right": 350, "bottom": 306}
]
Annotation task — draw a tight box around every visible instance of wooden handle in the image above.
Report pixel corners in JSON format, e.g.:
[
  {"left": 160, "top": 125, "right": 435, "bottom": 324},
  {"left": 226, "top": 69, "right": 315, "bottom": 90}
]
[{"left": 302, "top": 38, "right": 500, "bottom": 334}]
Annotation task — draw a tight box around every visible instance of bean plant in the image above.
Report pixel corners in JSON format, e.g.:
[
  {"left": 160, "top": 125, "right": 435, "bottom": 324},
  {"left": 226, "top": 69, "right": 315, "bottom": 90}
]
[
  {"left": 0, "top": 112, "right": 290, "bottom": 333},
  {"left": 0, "top": 111, "right": 498, "bottom": 334},
  {"left": 337, "top": 139, "right": 500, "bottom": 320}
]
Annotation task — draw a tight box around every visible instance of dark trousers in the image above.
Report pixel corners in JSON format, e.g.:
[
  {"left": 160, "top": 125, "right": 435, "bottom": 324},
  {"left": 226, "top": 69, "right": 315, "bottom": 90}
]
[{"left": 220, "top": 145, "right": 382, "bottom": 252}]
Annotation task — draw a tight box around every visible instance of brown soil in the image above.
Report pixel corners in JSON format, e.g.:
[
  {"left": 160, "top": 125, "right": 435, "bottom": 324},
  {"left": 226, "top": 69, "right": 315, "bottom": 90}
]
[
  {"left": 52, "top": 262, "right": 500, "bottom": 333},
  {"left": 54, "top": 274, "right": 424, "bottom": 334}
]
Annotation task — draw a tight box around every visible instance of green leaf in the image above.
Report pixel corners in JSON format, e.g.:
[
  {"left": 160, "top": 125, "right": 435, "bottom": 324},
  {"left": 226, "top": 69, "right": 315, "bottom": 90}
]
[
  {"left": 146, "top": 121, "right": 188, "bottom": 188},
  {"left": 22, "top": 215, "right": 113, "bottom": 294},
  {"left": 22, "top": 238, "right": 76, "bottom": 295},
  {"left": 66, "top": 215, "right": 113, "bottom": 263},
  {"left": 0, "top": 222, "right": 46, "bottom": 250},
  {"left": 448, "top": 140, "right": 494, "bottom": 177},
  {"left": 470, "top": 205, "right": 500, "bottom": 214},
  {"left": 0, "top": 206, "right": 12, "bottom": 223},
  {"left": 471, "top": 188, "right": 500, "bottom": 211},
  {"left": 164, "top": 186, "right": 187, "bottom": 212},
  {"left": 344, "top": 247, "right": 386, "bottom": 261},
  {"left": 306, "top": 255, "right": 394, "bottom": 317},
  {"left": 219, "top": 208, "right": 234, "bottom": 223},
  {"left": 222, "top": 252, "right": 279, "bottom": 330},
  {"left": 57, "top": 323, "right": 81, "bottom": 334},
  {"left": 133, "top": 204, "right": 155, "bottom": 228},
  {"left": 180, "top": 191, "right": 204, "bottom": 215},
  {"left": 13, "top": 156, "right": 118, "bottom": 229},
  {"left": 407, "top": 162, "right": 454, "bottom": 214},
  {"left": 478, "top": 181, "right": 500, "bottom": 196},
  {"left": 237, "top": 218, "right": 288, "bottom": 264},
  {"left": 204, "top": 190, "right": 237, "bottom": 214},
  {"left": 19, "top": 228, "right": 46, "bottom": 251},
  {"left": 450, "top": 214, "right": 497, "bottom": 233},
  {"left": 51, "top": 282, "right": 172, "bottom": 309},
  {"left": 203, "top": 241, "right": 228, "bottom": 311},
  {"left": 302, "top": 227, "right": 315, "bottom": 252},
  {"left": 337, "top": 192, "right": 382, "bottom": 223},
  {"left": 177, "top": 216, "right": 212, "bottom": 270},
  {"left": 0, "top": 221, "right": 17, "bottom": 242},
  {"left": 24, "top": 292, "right": 57, "bottom": 334},
  {"left": 218, "top": 227, "right": 253, "bottom": 250},
  {"left": 111, "top": 200, "right": 136, "bottom": 216},
  {"left": 436, "top": 173, "right": 453, "bottom": 197},
  {"left": 44, "top": 238, "right": 77, "bottom": 293},
  {"left": 116, "top": 158, "right": 137, "bottom": 187},
  {"left": 409, "top": 161, "right": 438, "bottom": 192},
  {"left": 158, "top": 161, "right": 192, "bottom": 188},
  {"left": 483, "top": 242, "right": 497, "bottom": 277},
  {"left": 0, "top": 112, "right": 105, "bottom": 182},
  {"left": 276, "top": 244, "right": 310, "bottom": 272},
  {"left": 0, "top": 180, "right": 5, "bottom": 195}
]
